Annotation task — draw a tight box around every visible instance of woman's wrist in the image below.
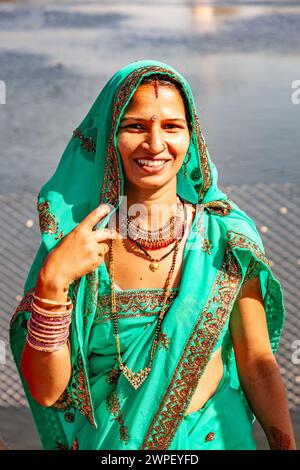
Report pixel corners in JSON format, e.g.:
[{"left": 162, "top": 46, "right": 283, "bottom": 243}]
[{"left": 36, "top": 261, "right": 71, "bottom": 302}]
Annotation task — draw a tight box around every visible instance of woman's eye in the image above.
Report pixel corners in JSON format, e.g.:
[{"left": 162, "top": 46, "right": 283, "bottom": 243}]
[
  {"left": 126, "top": 124, "right": 143, "bottom": 129},
  {"left": 124, "top": 123, "right": 179, "bottom": 130}
]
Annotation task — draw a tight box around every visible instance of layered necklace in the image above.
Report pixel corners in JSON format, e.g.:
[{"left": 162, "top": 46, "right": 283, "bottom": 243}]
[
  {"left": 108, "top": 196, "right": 186, "bottom": 389},
  {"left": 119, "top": 197, "right": 185, "bottom": 272}
]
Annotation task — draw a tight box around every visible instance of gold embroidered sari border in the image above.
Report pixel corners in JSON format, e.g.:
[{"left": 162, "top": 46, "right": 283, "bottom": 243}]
[{"left": 141, "top": 245, "right": 242, "bottom": 450}]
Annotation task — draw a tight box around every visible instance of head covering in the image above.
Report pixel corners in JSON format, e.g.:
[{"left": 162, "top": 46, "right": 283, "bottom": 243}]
[{"left": 10, "top": 60, "right": 285, "bottom": 450}]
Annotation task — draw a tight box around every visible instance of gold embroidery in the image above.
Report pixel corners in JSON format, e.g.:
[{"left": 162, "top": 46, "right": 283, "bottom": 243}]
[
  {"left": 243, "top": 258, "right": 261, "bottom": 284},
  {"left": 203, "top": 200, "right": 232, "bottom": 217},
  {"left": 84, "top": 270, "right": 99, "bottom": 330},
  {"left": 95, "top": 289, "right": 179, "bottom": 323},
  {"left": 51, "top": 388, "right": 74, "bottom": 411},
  {"left": 37, "top": 201, "right": 64, "bottom": 240},
  {"left": 107, "top": 390, "right": 129, "bottom": 444},
  {"left": 56, "top": 437, "right": 79, "bottom": 450},
  {"left": 106, "top": 368, "right": 121, "bottom": 386},
  {"left": 68, "top": 279, "right": 97, "bottom": 429},
  {"left": 141, "top": 245, "right": 242, "bottom": 450},
  {"left": 227, "top": 231, "right": 270, "bottom": 267},
  {"left": 202, "top": 238, "right": 212, "bottom": 254},
  {"left": 205, "top": 432, "right": 215, "bottom": 442},
  {"left": 70, "top": 354, "right": 96, "bottom": 428},
  {"left": 107, "top": 390, "right": 120, "bottom": 415},
  {"left": 72, "top": 127, "right": 96, "bottom": 154},
  {"left": 183, "top": 151, "right": 192, "bottom": 179},
  {"left": 159, "top": 332, "right": 171, "bottom": 351}
]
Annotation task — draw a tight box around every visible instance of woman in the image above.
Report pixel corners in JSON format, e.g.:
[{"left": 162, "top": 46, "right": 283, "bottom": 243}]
[{"left": 9, "top": 60, "right": 296, "bottom": 450}]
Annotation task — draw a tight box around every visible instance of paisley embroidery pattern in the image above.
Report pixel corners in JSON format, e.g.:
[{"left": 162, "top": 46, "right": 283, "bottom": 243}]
[
  {"left": 203, "top": 200, "right": 233, "bottom": 217},
  {"left": 106, "top": 368, "right": 121, "bottom": 386},
  {"left": 72, "top": 127, "right": 96, "bottom": 154},
  {"left": 141, "top": 244, "right": 242, "bottom": 450},
  {"left": 190, "top": 167, "right": 201, "bottom": 181},
  {"left": 205, "top": 432, "right": 215, "bottom": 442},
  {"left": 37, "top": 201, "right": 64, "bottom": 240},
  {"left": 107, "top": 390, "right": 129, "bottom": 444},
  {"left": 68, "top": 353, "right": 96, "bottom": 428},
  {"left": 51, "top": 388, "right": 74, "bottom": 412}
]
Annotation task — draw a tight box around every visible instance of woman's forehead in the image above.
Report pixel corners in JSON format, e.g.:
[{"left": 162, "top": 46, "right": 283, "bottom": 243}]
[{"left": 123, "top": 84, "right": 186, "bottom": 114}]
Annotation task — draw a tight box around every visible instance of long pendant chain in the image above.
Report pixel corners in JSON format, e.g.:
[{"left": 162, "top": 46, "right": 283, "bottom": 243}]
[{"left": 109, "top": 237, "right": 180, "bottom": 390}]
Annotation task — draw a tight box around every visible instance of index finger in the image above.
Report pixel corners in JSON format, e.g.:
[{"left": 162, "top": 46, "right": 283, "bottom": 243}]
[{"left": 81, "top": 204, "right": 112, "bottom": 231}]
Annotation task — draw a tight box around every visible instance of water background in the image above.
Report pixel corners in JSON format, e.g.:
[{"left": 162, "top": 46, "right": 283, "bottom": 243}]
[{"left": 0, "top": 0, "right": 299, "bottom": 194}]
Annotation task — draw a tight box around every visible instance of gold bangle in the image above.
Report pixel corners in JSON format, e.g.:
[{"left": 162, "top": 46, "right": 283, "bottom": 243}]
[
  {"left": 31, "top": 300, "right": 73, "bottom": 317},
  {"left": 32, "top": 290, "right": 72, "bottom": 307}
]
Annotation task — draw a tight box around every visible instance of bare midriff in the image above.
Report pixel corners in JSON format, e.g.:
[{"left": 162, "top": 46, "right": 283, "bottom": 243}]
[{"left": 104, "top": 200, "right": 224, "bottom": 416}]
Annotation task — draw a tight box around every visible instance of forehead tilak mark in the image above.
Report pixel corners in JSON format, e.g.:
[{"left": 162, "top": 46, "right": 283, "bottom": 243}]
[{"left": 152, "top": 77, "right": 159, "bottom": 99}]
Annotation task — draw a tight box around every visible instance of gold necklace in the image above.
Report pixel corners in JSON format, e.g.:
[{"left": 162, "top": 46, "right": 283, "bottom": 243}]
[
  {"left": 128, "top": 237, "right": 181, "bottom": 272},
  {"left": 108, "top": 237, "right": 180, "bottom": 390}
]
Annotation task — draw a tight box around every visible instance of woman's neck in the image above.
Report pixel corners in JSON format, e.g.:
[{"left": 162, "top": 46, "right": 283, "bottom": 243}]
[{"left": 119, "top": 182, "right": 181, "bottom": 231}]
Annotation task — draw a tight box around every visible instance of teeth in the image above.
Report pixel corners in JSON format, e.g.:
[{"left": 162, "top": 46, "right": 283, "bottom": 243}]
[{"left": 136, "top": 159, "right": 166, "bottom": 167}]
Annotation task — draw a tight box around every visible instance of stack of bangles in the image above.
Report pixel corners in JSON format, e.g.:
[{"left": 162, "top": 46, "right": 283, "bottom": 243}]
[{"left": 26, "top": 291, "right": 73, "bottom": 353}]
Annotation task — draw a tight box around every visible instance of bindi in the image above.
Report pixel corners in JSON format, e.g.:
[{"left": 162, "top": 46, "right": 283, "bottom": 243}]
[{"left": 151, "top": 114, "right": 159, "bottom": 121}]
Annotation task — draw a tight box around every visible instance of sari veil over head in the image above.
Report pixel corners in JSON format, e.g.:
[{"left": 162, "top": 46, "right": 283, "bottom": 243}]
[{"left": 9, "top": 60, "right": 285, "bottom": 450}]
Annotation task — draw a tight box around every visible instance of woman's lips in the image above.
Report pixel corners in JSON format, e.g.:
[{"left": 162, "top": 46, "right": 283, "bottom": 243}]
[{"left": 133, "top": 159, "right": 170, "bottom": 175}]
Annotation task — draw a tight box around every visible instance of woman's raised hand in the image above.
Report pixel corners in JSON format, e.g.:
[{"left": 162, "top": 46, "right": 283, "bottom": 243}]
[{"left": 43, "top": 204, "right": 119, "bottom": 289}]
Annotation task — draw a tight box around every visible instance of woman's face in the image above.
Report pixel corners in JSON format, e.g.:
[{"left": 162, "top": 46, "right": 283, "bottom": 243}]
[{"left": 116, "top": 83, "right": 190, "bottom": 190}]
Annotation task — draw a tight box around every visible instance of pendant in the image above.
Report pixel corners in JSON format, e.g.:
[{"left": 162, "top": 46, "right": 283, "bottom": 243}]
[
  {"left": 122, "top": 364, "right": 151, "bottom": 390},
  {"left": 149, "top": 261, "right": 159, "bottom": 272}
]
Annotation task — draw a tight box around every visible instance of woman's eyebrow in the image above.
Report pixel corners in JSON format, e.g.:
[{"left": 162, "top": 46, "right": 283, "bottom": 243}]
[{"left": 121, "top": 116, "right": 186, "bottom": 122}]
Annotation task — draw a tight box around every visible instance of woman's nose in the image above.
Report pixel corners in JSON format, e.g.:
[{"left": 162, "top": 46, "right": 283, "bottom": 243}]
[{"left": 142, "top": 126, "right": 165, "bottom": 154}]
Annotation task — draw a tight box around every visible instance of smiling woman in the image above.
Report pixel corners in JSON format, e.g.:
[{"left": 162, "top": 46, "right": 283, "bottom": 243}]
[
  {"left": 117, "top": 76, "right": 190, "bottom": 187},
  {"left": 9, "top": 60, "right": 295, "bottom": 450}
]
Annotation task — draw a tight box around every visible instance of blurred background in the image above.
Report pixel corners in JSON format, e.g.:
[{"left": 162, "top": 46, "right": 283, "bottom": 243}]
[{"left": 0, "top": 0, "right": 299, "bottom": 450}]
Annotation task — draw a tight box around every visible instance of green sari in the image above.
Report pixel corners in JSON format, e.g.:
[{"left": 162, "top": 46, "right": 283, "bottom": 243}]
[{"left": 9, "top": 60, "right": 285, "bottom": 450}]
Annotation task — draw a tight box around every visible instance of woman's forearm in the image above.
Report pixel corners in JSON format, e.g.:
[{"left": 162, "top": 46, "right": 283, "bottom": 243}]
[
  {"left": 238, "top": 358, "right": 297, "bottom": 450},
  {"left": 20, "top": 265, "right": 72, "bottom": 408}
]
